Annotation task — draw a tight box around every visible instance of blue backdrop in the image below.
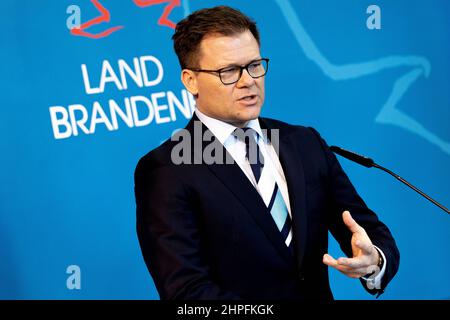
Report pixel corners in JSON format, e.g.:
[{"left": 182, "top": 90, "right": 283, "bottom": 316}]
[{"left": 1, "top": 0, "right": 449, "bottom": 299}]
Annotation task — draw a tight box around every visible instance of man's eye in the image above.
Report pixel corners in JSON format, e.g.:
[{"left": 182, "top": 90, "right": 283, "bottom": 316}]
[{"left": 221, "top": 67, "right": 239, "bottom": 73}]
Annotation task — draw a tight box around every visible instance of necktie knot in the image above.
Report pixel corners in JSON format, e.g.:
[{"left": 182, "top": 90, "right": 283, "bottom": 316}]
[{"left": 233, "top": 127, "right": 264, "bottom": 181}]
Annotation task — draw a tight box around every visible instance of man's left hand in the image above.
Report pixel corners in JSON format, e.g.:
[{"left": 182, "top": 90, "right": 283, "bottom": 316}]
[{"left": 322, "top": 210, "right": 380, "bottom": 278}]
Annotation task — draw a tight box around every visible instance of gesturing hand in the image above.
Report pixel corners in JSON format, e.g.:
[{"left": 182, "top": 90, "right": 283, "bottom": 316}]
[{"left": 323, "top": 211, "right": 380, "bottom": 278}]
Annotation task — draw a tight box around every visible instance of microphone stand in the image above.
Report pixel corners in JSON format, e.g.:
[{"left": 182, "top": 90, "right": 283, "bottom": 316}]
[{"left": 330, "top": 146, "right": 450, "bottom": 215}]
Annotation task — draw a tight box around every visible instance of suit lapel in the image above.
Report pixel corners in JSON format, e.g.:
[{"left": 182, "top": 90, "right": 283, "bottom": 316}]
[
  {"left": 278, "top": 135, "right": 308, "bottom": 269},
  {"left": 185, "top": 115, "right": 295, "bottom": 265}
]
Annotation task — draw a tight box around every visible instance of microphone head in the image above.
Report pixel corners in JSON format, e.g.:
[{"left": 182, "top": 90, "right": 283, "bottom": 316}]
[{"left": 330, "top": 146, "right": 374, "bottom": 168}]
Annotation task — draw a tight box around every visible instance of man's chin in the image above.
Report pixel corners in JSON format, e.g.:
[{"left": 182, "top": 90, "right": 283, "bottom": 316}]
[
  {"left": 241, "top": 105, "right": 261, "bottom": 118},
  {"left": 231, "top": 115, "right": 261, "bottom": 128}
]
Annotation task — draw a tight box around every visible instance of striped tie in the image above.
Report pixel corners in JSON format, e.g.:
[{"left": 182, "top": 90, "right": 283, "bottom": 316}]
[{"left": 235, "top": 128, "right": 294, "bottom": 252}]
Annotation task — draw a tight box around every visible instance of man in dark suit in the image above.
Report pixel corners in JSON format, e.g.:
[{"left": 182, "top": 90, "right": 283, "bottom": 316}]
[{"left": 134, "top": 5, "right": 399, "bottom": 300}]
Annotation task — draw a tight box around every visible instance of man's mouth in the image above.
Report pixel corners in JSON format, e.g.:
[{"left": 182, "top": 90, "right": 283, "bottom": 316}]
[
  {"left": 238, "top": 94, "right": 257, "bottom": 101},
  {"left": 237, "top": 94, "right": 259, "bottom": 106}
]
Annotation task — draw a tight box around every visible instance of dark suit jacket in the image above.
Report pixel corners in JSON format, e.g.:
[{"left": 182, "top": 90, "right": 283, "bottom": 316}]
[{"left": 134, "top": 115, "right": 400, "bottom": 300}]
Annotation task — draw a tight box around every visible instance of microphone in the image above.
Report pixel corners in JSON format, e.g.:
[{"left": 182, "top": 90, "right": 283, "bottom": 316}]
[{"left": 330, "top": 145, "right": 450, "bottom": 215}]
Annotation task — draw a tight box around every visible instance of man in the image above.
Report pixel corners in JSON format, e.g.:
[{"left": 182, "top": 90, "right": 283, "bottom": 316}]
[{"left": 135, "top": 5, "right": 399, "bottom": 300}]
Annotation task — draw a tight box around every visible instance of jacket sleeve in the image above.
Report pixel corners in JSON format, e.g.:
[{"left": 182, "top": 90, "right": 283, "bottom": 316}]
[
  {"left": 308, "top": 127, "right": 400, "bottom": 296},
  {"left": 134, "top": 156, "right": 241, "bottom": 300}
]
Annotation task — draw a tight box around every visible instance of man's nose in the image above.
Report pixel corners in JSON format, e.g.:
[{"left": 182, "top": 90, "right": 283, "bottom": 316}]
[{"left": 236, "top": 69, "right": 255, "bottom": 87}]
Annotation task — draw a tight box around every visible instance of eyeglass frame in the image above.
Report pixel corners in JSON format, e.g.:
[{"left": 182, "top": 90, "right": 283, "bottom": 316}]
[{"left": 186, "top": 58, "right": 269, "bottom": 85}]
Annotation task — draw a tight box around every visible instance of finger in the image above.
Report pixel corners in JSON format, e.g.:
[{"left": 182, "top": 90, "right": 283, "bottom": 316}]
[
  {"left": 342, "top": 211, "right": 362, "bottom": 233},
  {"left": 327, "top": 262, "right": 370, "bottom": 279},
  {"left": 331, "top": 263, "right": 354, "bottom": 272},
  {"left": 322, "top": 253, "right": 338, "bottom": 267},
  {"left": 337, "top": 256, "right": 366, "bottom": 269},
  {"left": 333, "top": 257, "right": 365, "bottom": 271},
  {"left": 324, "top": 254, "right": 370, "bottom": 277},
  {"left": 355, "top": 239, "right": 374, "bottom": 256},
  {"left": 324, "top": 255, "right": 363, "bottom": 274},
  {"left": 342, "top": 211, "right": 363, "bottom": 234},
  {"left": 336, "top": 266, "right": 371, "bottom": 278},
  {"left": 337, "top": 270, "right": 364, "bottom": 279}
]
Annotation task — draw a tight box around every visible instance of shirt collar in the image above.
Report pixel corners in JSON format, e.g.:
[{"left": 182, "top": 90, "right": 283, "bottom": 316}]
[{"left": 195, "top": 109, "right": 265, "bottom": 144}]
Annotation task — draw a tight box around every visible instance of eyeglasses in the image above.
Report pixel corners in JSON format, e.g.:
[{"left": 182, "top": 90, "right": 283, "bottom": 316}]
[{"left": 187, "top": 58, "right": 269, "bottom": 85}]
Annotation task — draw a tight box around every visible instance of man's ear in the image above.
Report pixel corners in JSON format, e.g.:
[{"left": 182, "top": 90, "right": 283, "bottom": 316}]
[{"left": 181, "top": 69, "right": 199, "bottom": 96}]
